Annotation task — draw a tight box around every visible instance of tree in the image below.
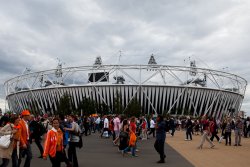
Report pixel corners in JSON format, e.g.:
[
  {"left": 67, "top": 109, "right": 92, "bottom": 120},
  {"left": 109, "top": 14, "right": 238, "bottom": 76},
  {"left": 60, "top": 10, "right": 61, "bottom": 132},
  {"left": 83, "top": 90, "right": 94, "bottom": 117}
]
[
  {"left": 124, "top": 98, "right": 141, "bottom": 118},
  {"left": 57, "top": 93, "right": 73, "bottom": 116},
  {"left": 99, "top": 102, "right": 110, "bottom": 116},
  {"left": 163, "top": 112, "right": 171, "bottom": 119},
  {"left": 113, "top": 90, "right": 123, "bottom": 115},
  {"left": 78, "top": 97, "right": 96, "bottom": 116},
  {"left": 176, "top": 107, "right": 182, "bottom": 115}
]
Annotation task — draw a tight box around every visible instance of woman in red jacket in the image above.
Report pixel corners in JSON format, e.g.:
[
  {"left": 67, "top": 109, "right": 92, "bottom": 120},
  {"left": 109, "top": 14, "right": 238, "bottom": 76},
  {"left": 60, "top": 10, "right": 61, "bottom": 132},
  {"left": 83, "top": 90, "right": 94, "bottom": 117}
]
[{"left": 43, "top": 118, "right": 72, "bottom": 167}]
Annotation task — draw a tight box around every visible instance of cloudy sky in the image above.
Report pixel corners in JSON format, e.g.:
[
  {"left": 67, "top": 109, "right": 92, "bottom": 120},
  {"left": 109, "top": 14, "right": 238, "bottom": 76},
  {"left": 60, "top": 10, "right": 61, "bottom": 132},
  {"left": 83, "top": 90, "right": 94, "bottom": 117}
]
[{"left": 0, "top": 0, "right": 249, "bottom": 115}]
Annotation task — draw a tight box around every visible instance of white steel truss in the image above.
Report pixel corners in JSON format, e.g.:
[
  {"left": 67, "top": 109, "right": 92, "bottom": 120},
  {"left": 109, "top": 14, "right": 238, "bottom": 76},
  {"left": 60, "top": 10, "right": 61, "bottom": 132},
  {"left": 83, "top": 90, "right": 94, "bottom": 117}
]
[{"left": 4, "top": 64, "right": 247, "bottom": 119}]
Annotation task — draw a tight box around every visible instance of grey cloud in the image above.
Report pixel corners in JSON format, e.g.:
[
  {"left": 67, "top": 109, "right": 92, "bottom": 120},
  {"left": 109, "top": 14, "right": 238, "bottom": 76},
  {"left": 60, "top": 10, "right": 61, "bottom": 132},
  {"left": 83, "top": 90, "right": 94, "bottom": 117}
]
[
  {"left": 0, "top": 50, "right": 27, "bottom": 74},
  {"left": 0, "top": 0, "right": 249, "bottom": 114}
]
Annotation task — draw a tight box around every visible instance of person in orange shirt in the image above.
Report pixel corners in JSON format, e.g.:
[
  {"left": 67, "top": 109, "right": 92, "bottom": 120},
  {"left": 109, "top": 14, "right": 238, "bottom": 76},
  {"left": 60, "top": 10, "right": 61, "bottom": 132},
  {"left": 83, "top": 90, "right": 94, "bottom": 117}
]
[
  {"left": 43, "top": 118, "right": 72, "bottom": 167},
  {"left": 18, "top": 110, "right": 32, "bottom": 167}
]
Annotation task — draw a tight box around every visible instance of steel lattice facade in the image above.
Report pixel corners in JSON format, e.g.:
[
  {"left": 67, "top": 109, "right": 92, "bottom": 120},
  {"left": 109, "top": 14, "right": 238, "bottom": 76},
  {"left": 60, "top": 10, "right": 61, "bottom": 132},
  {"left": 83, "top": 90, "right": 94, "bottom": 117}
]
[
  {"left": 6, "top": 85, "right": 243, "bottom": 119},
  {"left": 4, "top": 64, "right": 247, "bottom": 119}
]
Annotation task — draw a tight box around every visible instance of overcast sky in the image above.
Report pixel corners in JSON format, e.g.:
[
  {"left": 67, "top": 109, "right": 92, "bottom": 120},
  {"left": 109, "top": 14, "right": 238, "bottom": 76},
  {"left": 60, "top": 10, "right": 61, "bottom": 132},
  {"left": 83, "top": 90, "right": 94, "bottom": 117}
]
[{"left": 0, "top": 0, "right": 249, "bottom": 116}]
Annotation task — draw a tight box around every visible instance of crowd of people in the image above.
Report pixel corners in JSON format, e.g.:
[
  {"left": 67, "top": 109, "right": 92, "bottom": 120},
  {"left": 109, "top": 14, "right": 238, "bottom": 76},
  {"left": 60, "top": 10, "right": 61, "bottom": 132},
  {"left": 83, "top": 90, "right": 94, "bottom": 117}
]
[
  {"left": 0, "top": 111, "right": 84, "bottom": 167},
  {"left": 0, "top": 109, "right": 249, "bottom": 167},
  {"left": 166, "top": 115, "right": 249, "bottom": 148},
  {"left": 0, "top": 110, "right": 167, "bottom": 166}
]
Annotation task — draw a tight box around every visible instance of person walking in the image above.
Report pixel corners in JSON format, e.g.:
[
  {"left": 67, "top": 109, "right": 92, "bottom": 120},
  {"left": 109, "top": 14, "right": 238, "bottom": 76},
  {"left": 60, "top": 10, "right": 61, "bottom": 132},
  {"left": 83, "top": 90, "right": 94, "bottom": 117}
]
[
  {"left": 148, "top": 117, "right": 156, "bottom": 138},
  {"left": 234, "top": 116, "right": 243, "bottom": 146},
  {"left": 100, "top": 115, "right": 109, "bottom": 138},
  {"left": 222, "top": 118, "right": 233, "bottom": 146},
  {"left": 169, "top": 117, "right": 176, "bottom": 136},
  {"left": 95, "top": 116, "right": 101, "bottom": 133},
  {"left": 122, "top": 117, "right": 138, "bottom": 157},
  {"left": 83, "top": 116, "right": 90, "bottom": 136},
  {"left": 118, "top": 119, "right": 129, "bottom": 151},
  {"left": 185, "top": 116, "right": 193, "bottom": 141},
  {"left": 43, "top": 118, "right": 72, "bottom": 167},
  {"left": 197, "top": 115, "right": 215, "bottom": 149},
  {"left": 0, "top": 115, "right": 20, "bottom": 167},
  {"left": 29, "top": 115, "right": 44, "bottom": 158},
  {"left": 113, "top": 115, "right": 120, "bottom": 144},
  {"left": 18, "top": 110, "right": 32, "bottom": 167},
  {"left": 141, "top": 118, "right": 147, "bottom": 140},
  {"left": 64, "top": 115, "right": 80, "bottom": 167},
  {"left": 154, "top": 115, "right": 166, "bottom": 163},
  {"left": 209, "top": 117, "right": 220, "bottom": 142}
]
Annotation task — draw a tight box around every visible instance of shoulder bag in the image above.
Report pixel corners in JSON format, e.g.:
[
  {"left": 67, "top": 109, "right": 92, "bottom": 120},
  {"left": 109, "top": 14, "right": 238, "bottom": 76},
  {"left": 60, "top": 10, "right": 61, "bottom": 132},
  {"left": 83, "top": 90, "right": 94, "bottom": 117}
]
[{"left": 0, "top": 124, "right": 13, "bottom": 149}]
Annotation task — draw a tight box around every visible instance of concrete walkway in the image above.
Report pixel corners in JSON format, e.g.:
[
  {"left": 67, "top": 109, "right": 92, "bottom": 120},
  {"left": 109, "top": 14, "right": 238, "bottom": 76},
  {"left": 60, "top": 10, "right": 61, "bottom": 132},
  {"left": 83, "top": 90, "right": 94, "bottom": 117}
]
[
  {"left": 76, "top": 133, "right": 193, "bottom": 167},
  {"left": 13, "top": 132, "right": 193, "bottom": 167}
]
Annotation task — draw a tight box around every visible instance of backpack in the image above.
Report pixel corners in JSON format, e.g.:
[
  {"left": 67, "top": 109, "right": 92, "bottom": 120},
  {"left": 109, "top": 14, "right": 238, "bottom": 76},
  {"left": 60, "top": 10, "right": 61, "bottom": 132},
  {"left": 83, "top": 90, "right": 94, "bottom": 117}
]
[
  {"left": 77, "top": 134, "right": 83, "bottom": 149},
  {"left": 39, "top": 122, "right": 48, "bottom": 136},
  {"left": 129, "top": 132, "right": 137, "bottom": 146},
  {"left": 74, "top": 123, "right": 83, "bottom": 149},
  {"left": 214, "top": 123, "right": 219, "bottom": 133}
]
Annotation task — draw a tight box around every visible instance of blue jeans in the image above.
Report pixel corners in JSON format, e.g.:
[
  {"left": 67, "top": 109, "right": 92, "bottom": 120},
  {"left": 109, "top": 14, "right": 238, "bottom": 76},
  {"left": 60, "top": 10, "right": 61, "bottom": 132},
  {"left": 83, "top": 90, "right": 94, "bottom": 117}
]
[{"left": 123, "top": 146, "right": 136, "bottom": 156}]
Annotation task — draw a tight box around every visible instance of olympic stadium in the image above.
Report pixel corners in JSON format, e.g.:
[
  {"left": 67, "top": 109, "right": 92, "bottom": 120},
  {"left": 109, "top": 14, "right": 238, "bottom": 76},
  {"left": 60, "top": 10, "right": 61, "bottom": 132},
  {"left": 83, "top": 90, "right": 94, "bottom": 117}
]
[{"left": 4, "top": 56, "right": 247, "bottom": 119}]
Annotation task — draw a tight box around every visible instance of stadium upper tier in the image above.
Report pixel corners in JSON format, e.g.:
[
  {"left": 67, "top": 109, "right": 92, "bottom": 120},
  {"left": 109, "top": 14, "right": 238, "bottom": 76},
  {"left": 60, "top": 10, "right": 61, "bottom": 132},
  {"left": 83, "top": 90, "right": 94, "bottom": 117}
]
[
  {"left": 4, "top": 64, "right": 247, "bottom": 95},
  {"left": 4, "top": 63, "right": 247, "bottom": 118}
]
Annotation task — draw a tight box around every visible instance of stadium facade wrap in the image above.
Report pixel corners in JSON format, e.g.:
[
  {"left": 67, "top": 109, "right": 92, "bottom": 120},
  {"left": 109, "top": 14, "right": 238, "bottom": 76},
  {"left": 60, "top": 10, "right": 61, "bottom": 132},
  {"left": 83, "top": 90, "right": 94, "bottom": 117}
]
[{"left": 4, "top": 57, "right": 247, "bottom": 119}]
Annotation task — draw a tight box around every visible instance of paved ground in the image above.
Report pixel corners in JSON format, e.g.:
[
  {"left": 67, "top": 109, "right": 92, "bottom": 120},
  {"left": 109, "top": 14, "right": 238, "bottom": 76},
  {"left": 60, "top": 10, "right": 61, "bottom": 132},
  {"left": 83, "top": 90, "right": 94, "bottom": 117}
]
[
  {"left": 3, "top": 132, "right": 193, "bottom": 167},
  {"left": 5, "top": 130, "right": 249, "bottom": 167},
  {"left": 167, "top": 130, "right": 250, "bottom": 167}
]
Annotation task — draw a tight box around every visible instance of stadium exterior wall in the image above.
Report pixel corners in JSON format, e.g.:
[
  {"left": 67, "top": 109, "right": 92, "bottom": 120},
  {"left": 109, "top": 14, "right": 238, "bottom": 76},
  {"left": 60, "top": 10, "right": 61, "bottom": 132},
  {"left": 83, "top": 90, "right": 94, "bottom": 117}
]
[{"left": 6, "top": 85, "right": 243, "bottom": 119}]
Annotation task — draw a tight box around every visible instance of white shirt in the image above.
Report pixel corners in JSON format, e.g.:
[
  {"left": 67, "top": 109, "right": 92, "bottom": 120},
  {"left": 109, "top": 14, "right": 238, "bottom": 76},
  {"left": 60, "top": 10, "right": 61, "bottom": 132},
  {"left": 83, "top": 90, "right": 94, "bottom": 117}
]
[
  {"left": 95, "top": 117, "right": 101, "bottom": 124},
  {"left": 246, "top": 121, "right": 250, "bottom": 127},
  {"left": 150, "top": 119, "right": 155, "bottom": 128},
  {"left": 69, "top": 122, "right": 80, "bottom": 142},
  {"left": 104, "top": 118, "right": 109, "bottom": 128},
  {"left": 24, "top": 120, "right": 29, "bottom": 140}
]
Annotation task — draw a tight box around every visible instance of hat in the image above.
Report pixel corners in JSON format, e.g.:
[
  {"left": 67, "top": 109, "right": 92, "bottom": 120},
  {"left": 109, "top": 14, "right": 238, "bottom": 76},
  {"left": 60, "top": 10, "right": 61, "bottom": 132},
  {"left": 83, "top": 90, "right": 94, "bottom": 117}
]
[
  {"left": 21, "top": 110, "right": 30, "bottom": 116},
  {"left": 43, "top": 114, "right": 48, "bottom": 118}
]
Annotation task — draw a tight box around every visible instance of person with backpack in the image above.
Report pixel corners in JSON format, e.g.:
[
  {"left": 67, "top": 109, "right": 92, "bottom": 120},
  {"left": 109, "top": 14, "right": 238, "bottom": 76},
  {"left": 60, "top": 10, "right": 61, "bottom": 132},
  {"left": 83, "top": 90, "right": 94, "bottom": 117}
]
[
  {"left": 118, "top": 119, "right": 129, "bottom": 151},
  {"left": 122, "top": 116, "right": 138, "bottom": 157},
  {"left": 58, "top": 114, "right": 73, "bottom": 167},
  {"left": 29, "top": 115, "right": 44, "bottom": 158},
  {"left": 39, "top": 118, "right": 49, "bottom": 136}
]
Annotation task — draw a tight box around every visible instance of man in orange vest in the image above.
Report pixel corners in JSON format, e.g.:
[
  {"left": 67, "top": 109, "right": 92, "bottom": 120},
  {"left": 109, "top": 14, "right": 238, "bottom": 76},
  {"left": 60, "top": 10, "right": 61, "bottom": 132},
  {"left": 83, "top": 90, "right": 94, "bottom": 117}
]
[{"left": 18, "top": 109, "right": 32, "bottom": 167}]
